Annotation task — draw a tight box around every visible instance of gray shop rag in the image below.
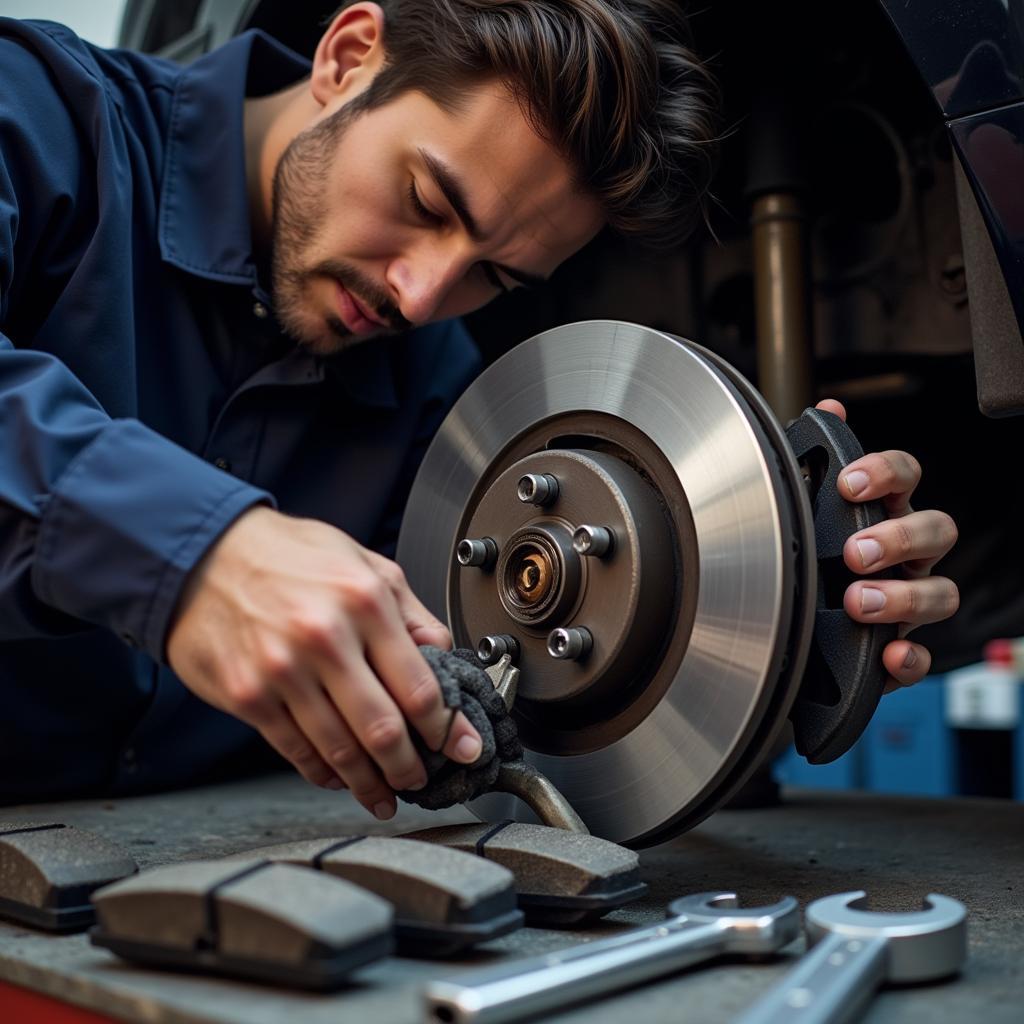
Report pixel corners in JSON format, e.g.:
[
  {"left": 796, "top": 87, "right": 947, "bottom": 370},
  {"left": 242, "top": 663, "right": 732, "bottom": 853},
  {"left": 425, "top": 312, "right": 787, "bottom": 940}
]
[{"left": 398, "top": 646, "right": 523, "bottom": 810}]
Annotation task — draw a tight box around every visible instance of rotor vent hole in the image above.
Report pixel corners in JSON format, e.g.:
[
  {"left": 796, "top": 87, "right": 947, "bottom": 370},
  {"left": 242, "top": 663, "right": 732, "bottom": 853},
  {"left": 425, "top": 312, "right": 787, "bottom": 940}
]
[
  {"left": 799, "top": 445, "right": 830, "bottom": 510},
  {"left": 801, "top": 641, "right": 842, "bottom": 708},
  {"left": 820, "top": 555, "right": 853, "bottom": 611}
]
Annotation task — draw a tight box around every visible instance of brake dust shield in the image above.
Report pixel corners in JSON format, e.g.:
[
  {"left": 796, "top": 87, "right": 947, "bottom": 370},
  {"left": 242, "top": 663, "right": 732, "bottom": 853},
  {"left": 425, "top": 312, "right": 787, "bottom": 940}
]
[{"left": 398, "top": 322, "right": 820, "bottom": 848}]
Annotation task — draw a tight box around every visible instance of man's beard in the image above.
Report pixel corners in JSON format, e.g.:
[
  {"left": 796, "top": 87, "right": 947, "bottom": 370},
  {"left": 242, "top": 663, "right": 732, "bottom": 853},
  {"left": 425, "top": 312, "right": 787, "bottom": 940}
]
[{"left": 270, "top": 106, "right": 410, "bottom": 355}]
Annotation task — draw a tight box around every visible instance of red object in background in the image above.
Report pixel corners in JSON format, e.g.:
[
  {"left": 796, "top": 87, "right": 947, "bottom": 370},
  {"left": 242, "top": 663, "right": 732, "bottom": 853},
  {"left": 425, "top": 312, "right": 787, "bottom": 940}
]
[
  {"left": 984, "top": 637, "right": 1014, "bottom": 666},
  {"left": 0, "top": 981, "right": 115, "bottom": 1024}
]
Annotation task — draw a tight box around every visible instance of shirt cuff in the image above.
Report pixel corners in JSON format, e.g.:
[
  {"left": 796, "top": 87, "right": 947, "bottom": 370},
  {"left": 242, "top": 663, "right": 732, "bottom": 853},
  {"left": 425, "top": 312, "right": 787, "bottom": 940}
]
[{"left": 32, "top": 418, "right": 275, "bottom": 661}]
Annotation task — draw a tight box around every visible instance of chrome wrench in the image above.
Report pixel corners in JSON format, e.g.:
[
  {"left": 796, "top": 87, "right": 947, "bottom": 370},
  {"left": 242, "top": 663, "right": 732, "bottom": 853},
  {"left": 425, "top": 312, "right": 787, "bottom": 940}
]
[
  {"left": 423, "top": 891, "right": 798, "bottom": 1024},
  {"left": 735, "top": 891, "right": 967, "bottom": 1024}
]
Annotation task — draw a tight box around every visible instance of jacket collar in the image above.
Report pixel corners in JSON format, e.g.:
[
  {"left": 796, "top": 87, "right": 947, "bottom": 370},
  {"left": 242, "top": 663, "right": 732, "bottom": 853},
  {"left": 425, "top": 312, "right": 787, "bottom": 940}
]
[{"left": 158, "top": 31, "right": 309, "bottom": 287}]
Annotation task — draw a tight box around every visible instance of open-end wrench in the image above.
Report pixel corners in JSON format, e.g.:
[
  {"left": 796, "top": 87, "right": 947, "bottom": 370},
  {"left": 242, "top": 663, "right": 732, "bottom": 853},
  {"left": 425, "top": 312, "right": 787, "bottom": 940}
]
[
  {"left": 423, "top": 891, "right": 798, "bottom": 1024},
  {"left": 735, "top": 891, "right": 967, "bottom": 1024}
]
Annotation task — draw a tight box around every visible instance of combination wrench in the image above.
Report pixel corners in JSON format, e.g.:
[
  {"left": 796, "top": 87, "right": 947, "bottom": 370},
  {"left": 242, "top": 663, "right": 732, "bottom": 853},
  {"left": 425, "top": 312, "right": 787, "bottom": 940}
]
[
  {"left": 735, "top": 890, "right": 967, "bottom": 1024},
  {"left": 423, "top": 891, "right": 798, "bottom": 1024}
]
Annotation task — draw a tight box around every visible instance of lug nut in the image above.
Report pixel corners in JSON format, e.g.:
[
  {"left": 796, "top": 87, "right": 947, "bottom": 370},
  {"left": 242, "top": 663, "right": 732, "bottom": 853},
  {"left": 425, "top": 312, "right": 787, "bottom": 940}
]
[
  {"left": 457, "top": 537, "right": 498, "bottom": 568},
  {"left": 573, "top": 525, "right": 613, "bottom": 557},
  {"left": 477, "top": 634, "right": 520, "bottom": 665},
  {"left": 547, "top": 626, "right": 593, "bottom": 662},
  {"left": 517, "top": 473, "right": 559, "bottom": 507}
]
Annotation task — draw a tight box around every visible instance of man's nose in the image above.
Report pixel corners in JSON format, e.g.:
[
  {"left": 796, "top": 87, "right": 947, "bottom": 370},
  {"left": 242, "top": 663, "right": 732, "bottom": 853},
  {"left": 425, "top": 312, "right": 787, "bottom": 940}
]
[{"left": 386, "top": 244, "right": 465, "bottom": 326}]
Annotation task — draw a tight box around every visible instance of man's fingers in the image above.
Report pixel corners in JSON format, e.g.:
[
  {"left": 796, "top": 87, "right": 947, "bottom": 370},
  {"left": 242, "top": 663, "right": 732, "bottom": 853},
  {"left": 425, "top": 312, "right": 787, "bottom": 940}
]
[
  {"left": 844, "top": 509, "right": 958, "bottom": 578},
  {"left": 356, "top": 553, "right": 480, "bottom": 759},
  {"left": 363, "top": 550, "right": 452, "bottom": 649},
  {"left": 882, "top": 640, "right": 932, "bottom": 692},
  {"left": 440, "top": 710, "right": 483, "bottom": 765},
  {"left": 844, "top": 575, "right": 960, "bottom": 630},
  {"left": 317, "top": 637, "right": 430, "bottom": 792},
  {"left": 815, "top": 398, "right": 847, "bottom": 422},
  {"left": 243, "top": 699, "right": 340, "bottom": 790},
  {"left": 288, "top": 685, "right": 397, "bottom": 819},
  {"left": 837, "top": 450, "right": 922, "bottom": 517}
]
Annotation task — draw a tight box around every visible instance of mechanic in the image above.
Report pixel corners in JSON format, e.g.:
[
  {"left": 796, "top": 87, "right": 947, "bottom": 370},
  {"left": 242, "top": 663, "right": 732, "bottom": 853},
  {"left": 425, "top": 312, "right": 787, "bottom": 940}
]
[{"left": 0, "top": 0, "right": 959, "bottom": 819}]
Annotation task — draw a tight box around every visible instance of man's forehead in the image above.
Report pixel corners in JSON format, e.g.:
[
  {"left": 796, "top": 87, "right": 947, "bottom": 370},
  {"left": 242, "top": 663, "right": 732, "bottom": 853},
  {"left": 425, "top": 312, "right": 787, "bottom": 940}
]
[{"left": 411, "top": 86, "right": 603, "bottom": 257}]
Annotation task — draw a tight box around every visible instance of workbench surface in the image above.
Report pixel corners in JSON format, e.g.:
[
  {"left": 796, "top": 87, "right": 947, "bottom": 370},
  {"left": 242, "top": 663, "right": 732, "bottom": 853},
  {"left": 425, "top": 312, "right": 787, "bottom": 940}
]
[{"left": 0, "top": 775, "right": 1020, "bottom": 1023}]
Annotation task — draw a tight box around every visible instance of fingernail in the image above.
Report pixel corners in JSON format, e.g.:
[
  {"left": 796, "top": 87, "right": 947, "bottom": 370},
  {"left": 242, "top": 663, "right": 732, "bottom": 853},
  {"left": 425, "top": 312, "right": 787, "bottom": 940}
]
[
  {"left": 860, "top": 587, "right": 886, "bottom": 613},
  {"left": 454, "top": 735, "right": 482, "bottom": 764},
  {"left": 374, "top": 801, "right": 395, "bottom": 821},
  {"left": 406, "top": 774, "right": 428, "bottom": 792},
  {"left": 856, "top": 538, "right": 883, "bottom": 569},
  {"left": 902, "top": 647, "right": 918, "bottom": 670},
  {"left": 844, "top": 470, "right": 870, "bottom": 497},
  {"left": 324, "top": 778, "right": 344, "bottom": 791}
]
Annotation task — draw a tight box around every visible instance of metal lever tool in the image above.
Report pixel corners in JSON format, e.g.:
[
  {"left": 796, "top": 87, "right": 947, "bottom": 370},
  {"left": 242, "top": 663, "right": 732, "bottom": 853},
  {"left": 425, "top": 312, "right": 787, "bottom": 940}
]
[
  {"left": 482, "top": 655, "right": 588, "bottom": 834},
  {"left": 423, "top": 891, "right": 798, "bottom": 1024},
  {"left": 735, "top": 890, "right": 967, "bottom": 1024}
]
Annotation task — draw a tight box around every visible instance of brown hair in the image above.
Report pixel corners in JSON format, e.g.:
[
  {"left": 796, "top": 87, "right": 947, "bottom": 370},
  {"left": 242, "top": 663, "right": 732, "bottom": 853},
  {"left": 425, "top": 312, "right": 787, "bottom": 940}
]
[{"left": 335, "top": 0, "right": 719, "bottom": 249}]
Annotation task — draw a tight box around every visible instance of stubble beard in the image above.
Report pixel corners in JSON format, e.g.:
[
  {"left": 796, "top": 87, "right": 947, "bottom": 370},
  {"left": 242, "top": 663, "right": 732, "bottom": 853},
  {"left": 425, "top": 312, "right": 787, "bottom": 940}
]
[{"left": 269, "top": 106, "right": 408, "bottom": 355}]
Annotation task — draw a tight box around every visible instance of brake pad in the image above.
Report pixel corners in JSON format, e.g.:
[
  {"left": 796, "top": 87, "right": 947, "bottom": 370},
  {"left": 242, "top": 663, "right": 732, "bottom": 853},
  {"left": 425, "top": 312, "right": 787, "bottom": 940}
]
[
  {"left": 90, "top": 859, "right": 393, "bottom": 990},
  {"left": 225, "top": 836, "right": 523, "bottom": 956},
  {"left": 0, "top": 822, "right": 137, "bottom": 932},
  {"left": 402, "top": 822, "right": 647, "bottom": 926}
]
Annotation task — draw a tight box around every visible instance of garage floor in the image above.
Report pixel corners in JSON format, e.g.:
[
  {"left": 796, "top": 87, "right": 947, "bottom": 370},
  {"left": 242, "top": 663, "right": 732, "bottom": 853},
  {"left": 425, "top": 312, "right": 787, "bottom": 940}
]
[{"left": 1, "top": 775, "right": 1021, "bottom": 1022}]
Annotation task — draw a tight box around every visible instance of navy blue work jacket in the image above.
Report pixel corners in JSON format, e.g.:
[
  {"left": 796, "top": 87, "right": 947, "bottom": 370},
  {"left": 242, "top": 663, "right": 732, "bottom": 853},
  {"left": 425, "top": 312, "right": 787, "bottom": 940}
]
[{"left": 0, "top": 20, "right": 481, "bottom": 802}]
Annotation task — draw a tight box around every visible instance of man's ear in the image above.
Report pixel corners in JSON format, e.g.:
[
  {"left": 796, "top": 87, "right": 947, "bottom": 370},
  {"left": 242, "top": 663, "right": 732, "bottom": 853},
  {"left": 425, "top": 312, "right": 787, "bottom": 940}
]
[{"left": 310, "top": 2, "right": 386, "bottom": 109}]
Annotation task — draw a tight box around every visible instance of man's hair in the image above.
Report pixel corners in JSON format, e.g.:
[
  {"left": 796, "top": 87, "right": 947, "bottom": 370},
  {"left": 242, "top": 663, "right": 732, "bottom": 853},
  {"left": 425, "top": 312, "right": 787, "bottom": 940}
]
[{"left": 335, "top": 0, "right": 719, "bottom": 249}]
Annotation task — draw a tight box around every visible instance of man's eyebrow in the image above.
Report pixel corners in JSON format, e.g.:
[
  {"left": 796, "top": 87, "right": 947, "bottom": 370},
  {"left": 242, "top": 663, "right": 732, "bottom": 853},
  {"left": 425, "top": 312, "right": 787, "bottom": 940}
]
[
  {"left": 418, "top": 148, "right": 550, "bottom": 289},
  {"left": 419, "top": 148, "right": 483, "bottom": 241}
]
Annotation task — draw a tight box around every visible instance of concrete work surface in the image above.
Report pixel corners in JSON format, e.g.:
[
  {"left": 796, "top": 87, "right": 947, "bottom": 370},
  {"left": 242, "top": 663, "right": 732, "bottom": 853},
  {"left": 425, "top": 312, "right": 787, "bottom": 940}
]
[{"left": 0, "top": 774, "right": 1020, "bottom": 1023}]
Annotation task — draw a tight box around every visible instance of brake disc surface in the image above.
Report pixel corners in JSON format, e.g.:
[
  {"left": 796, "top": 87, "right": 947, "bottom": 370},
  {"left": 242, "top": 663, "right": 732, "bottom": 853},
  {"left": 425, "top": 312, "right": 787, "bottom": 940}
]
[{"left": 397, "top": 321, "right": 817, "bottom": 847}]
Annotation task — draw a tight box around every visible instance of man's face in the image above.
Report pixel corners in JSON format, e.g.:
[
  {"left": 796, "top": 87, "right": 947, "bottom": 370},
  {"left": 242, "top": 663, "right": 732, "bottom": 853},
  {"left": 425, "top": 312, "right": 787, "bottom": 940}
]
[{"left": 270, "top": 81, "right": 605, "bottom": 354}]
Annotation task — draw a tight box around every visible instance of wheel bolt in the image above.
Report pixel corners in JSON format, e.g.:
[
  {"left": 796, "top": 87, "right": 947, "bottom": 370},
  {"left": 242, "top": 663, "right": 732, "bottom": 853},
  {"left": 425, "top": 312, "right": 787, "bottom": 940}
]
[
  {"left": 573, "top": 525, "right": 613, "bottom": 557},
  {"left": 517, "top": 473, "right": 559, "bottom": 506},
  {"left": 457, "top": 537, "right": 498, "bottom": 568},
  {"left": 477, "top": 634, "right": 520, "bottom": 665},
  {"left": 547, "top": 626, "right": 593, "bottom": 661}
]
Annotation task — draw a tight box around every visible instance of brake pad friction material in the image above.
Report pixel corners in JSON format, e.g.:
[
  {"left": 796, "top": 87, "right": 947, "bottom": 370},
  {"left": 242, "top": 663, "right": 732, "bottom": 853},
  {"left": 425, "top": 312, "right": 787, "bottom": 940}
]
[
  {"left": 0, "top": 822, "right": 137, "bottom": 932},
  {"left": 91, "top": 859, "right": 394, "bottom": 989},
  {"left": 226, "top": 836, "right": 523, "bottom": 955},
  {"left": 402, "top": 822, "right": 647, "bottom": 925}
]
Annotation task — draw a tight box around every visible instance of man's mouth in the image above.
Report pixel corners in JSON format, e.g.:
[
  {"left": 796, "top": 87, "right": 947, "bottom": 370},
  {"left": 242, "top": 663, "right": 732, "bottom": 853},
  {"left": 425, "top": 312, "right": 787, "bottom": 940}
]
[{"left": 335, "top": 281, "right": 389, "bottom": 335}]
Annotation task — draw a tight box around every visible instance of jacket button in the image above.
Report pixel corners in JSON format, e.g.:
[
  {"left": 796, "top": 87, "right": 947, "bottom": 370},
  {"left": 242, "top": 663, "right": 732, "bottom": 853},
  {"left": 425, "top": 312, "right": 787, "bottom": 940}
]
[
  {"left": 213, "top": 457, "right": 231, "bottom": 472},
  {"left": 252, "top": 301, "right": 269, "bottom": 319}
]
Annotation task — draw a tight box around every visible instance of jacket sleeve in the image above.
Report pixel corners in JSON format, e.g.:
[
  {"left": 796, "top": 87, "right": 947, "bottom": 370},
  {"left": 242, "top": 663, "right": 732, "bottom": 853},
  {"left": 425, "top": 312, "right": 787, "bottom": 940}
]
[{"left": 0, "top": 31, "right": 273, "bottom": 661}]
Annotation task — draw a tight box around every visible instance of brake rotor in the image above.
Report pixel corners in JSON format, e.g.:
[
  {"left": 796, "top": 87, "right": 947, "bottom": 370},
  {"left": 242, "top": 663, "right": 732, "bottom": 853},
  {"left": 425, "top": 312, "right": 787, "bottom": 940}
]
[{"left": 398, "top": 322, "right": 885, "bottom": 847}]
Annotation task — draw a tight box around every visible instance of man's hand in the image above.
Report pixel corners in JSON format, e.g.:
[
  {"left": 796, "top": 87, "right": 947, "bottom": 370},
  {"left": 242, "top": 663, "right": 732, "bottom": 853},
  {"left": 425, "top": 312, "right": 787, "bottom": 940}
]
[
  {"left": 166, "top": 507, "right": 483, "bottom": 819},
  {"left": 817, "top": 400, "right": 960, "bottom": 692}
]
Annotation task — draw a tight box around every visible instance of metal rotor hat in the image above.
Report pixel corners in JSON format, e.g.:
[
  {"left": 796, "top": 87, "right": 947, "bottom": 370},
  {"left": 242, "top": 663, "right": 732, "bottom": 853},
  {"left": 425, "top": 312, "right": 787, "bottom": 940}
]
[{"left": 398, "top": 321, "right": 819, "bottom": 847}]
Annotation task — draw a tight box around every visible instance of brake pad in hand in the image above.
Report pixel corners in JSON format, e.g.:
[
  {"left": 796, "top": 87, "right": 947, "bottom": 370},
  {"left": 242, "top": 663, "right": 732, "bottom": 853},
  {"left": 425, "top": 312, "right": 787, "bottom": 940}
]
[
  {"left": 0, "top": 822, "right": 137, "bottom": 932},
  {"left": 226, "top": 836, "right": 523, "bottom": 955},
  {"left": 402, "top": 822, "right": 647, "bottom": 926},
  {"left": 90, "top": 859, "right": 393, "bottom": 990}
]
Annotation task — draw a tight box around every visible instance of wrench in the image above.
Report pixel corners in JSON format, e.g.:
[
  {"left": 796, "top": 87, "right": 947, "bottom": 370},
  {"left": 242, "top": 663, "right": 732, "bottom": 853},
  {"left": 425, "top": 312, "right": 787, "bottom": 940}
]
[
  {"left": 423, "top": 891, "right": 798, "bottom": 1024},
  {"left": 735, "top": 890, "right": 967, "bottom": 1024}
]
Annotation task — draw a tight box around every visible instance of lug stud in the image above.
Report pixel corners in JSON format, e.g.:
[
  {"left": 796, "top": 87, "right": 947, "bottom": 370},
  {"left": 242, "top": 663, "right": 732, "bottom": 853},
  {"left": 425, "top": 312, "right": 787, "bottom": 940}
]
[
  {"left": 457, "top": 537, "right": 498, "bottom": 568},
  {"left": 477, "top": 634, "right": 520, "bottom": 666},
  {"left": 573, "top": 525, "right": 613, "bottom": 557},
  {"left": 547, "top": 626, "right": 593, "bottom": 662},
  {"left": 517, "top": 473, "right": 559, "bottom": 506}
]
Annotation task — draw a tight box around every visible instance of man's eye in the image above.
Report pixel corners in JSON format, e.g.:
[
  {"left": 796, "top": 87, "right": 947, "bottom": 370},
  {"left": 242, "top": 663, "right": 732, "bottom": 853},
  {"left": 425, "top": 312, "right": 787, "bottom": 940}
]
[{"left": 409, "top": 181, "right": 443, "bottom": 226}]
